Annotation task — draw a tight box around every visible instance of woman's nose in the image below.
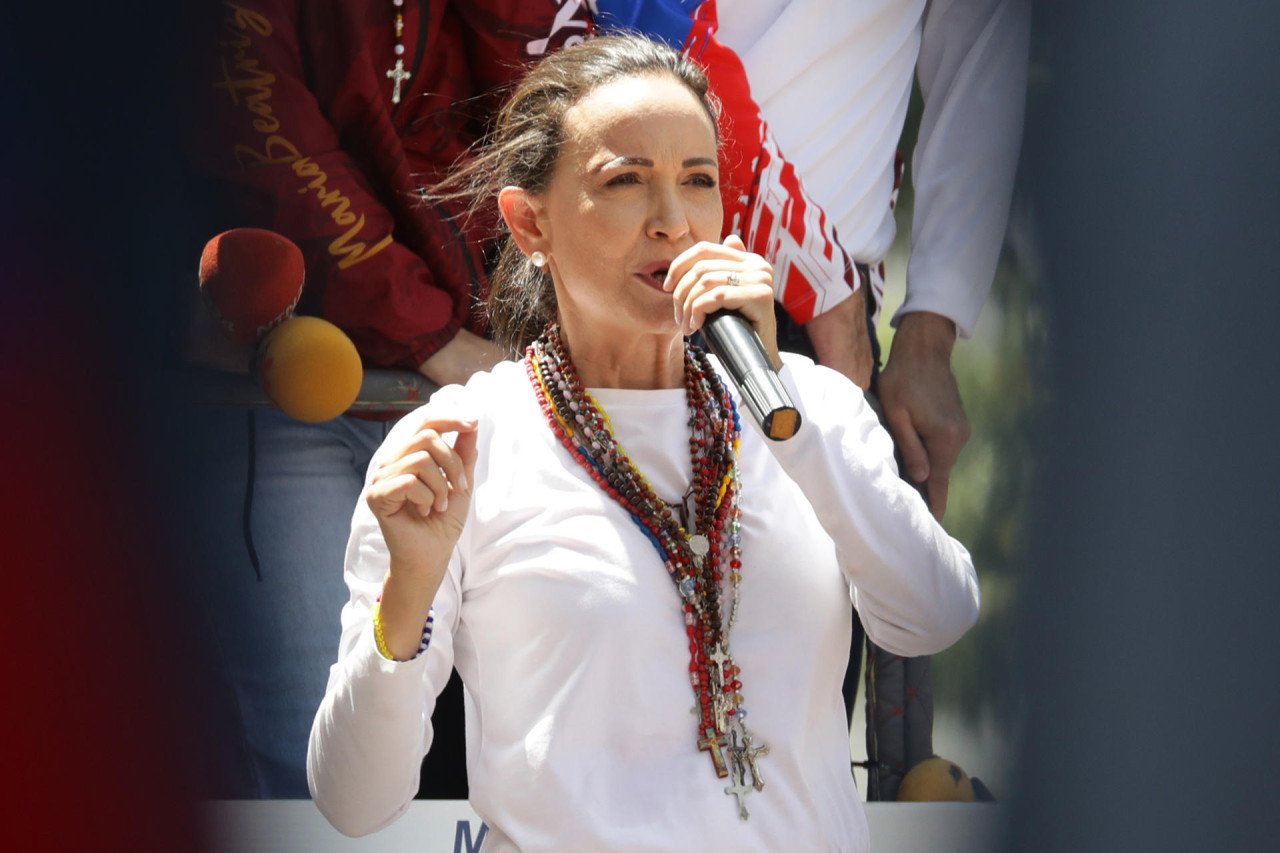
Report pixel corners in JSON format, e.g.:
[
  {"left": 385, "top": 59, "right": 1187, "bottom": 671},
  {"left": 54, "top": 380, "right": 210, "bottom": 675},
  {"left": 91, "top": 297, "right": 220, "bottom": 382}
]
[{"left": 646, "top": 187, "right": 691, "bottom": 242}]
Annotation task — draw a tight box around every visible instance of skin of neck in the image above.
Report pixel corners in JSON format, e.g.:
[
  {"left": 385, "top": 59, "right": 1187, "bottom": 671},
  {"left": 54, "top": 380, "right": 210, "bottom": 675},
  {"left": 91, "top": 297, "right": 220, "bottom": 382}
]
[{"left": 557, "top": 316, "right": 686, "bottom": 390}]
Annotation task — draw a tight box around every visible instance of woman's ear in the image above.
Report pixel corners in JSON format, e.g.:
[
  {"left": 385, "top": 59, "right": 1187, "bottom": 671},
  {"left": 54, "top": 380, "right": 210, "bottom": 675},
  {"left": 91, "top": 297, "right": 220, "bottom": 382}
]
[{"left": 498, "top": 186, "right": 547, "bottom": 258}]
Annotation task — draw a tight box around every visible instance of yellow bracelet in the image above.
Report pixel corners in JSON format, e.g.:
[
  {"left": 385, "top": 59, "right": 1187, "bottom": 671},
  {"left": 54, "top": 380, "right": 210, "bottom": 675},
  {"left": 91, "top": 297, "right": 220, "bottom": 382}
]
[
  {"left": 372, "top": 600, "right": 397, "bottom": 661},
  {"left": 372, "top": 600, "right": 434, "bottom": 661}
]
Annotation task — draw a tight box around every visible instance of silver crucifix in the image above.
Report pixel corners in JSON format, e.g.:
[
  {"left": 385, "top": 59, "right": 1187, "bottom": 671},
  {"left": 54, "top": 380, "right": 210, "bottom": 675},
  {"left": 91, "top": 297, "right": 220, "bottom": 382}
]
[
  {"left": 724, "top": 752, "right": 753, "bottom": 820},
  {"left": 741, "top": 730, "right": 770, "bottom": 791},
  {"left": 708, "top": 643, "right": 730, "bottom": 686},
  {"left": 387, "top": 59, "right": 410, "bottom": 104},
  {"left": 713, "top": 693, "right": 729, "bottom": 732}
]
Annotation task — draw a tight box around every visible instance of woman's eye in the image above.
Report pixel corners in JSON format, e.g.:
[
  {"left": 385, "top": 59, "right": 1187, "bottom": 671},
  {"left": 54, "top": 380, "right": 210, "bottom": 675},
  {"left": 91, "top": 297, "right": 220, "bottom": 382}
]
[
  {"left": 687, "top": 173, "right": 718, "bottom": 189},
  {"left": 605, "top": 172, "right": 641, "bottom": 187}
]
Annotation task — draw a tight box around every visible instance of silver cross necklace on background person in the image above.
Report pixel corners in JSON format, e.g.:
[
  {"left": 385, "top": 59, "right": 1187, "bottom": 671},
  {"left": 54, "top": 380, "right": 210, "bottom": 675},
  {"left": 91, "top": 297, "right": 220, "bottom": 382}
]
[{"left": 386, "top": 0, "right": 410, "bottom": 104}]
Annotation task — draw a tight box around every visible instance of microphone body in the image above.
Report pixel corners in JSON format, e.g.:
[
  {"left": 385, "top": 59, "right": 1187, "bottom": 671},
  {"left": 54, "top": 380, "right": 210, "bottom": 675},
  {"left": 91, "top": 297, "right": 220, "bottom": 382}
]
[{"left": 701, "top": 310, "right": 801, "bottom": 441}]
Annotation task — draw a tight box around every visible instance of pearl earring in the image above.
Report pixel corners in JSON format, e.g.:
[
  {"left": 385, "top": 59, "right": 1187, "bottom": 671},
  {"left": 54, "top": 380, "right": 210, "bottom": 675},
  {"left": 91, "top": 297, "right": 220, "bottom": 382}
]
[{"left": 530, "top": 251, "right": 547, "bottom": 269}]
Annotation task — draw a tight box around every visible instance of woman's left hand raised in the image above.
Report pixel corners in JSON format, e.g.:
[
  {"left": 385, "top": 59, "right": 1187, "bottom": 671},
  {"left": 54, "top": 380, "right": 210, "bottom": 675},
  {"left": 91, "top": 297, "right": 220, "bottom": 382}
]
[{"left": 664, "top": 234, "right": 781, "bottom": 370}]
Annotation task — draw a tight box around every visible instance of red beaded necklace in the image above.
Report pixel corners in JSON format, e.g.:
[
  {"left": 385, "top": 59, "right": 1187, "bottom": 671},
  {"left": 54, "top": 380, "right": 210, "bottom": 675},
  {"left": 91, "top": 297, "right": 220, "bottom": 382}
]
[{"left": 525, "top": 324, "right": 769, "bottom": 820}]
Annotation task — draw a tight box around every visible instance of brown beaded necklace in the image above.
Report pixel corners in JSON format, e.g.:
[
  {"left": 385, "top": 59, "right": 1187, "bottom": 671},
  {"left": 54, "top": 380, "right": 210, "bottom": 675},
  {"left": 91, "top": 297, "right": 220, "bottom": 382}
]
[{"left": 526, "top": 324, "right": 769, "bottom": 820}]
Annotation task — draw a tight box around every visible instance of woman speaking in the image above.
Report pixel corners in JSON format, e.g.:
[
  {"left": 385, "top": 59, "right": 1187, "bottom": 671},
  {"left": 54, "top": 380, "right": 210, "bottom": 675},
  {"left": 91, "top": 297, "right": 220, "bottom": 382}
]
[{"left": 308, "top": 34, "right": 979, "bottom": 852}]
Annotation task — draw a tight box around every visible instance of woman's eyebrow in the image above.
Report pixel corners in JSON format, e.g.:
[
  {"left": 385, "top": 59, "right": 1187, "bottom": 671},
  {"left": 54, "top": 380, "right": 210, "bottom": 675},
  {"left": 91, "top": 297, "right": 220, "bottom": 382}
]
[{"left": 593, "top": 155, "right": 718, "bottom": 172}]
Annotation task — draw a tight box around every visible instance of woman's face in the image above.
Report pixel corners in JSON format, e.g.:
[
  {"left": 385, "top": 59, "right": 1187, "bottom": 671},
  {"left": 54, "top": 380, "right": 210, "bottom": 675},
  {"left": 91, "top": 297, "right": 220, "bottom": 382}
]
[{"left": 536, "top": 72, "right": 723, "bottom": 353}]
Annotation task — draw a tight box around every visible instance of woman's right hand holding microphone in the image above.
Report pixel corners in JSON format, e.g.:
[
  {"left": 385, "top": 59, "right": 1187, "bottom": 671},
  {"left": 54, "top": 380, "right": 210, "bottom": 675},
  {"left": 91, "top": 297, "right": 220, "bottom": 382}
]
[{"left": 364, "top": 416, "right": 478, "bottom": 660}]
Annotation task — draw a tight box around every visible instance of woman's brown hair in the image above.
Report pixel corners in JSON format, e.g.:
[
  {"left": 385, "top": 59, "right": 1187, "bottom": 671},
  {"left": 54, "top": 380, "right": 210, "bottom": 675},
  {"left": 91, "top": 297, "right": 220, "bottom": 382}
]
[{"left": 433, "top": 33, "right": 720, "bottom": 354}]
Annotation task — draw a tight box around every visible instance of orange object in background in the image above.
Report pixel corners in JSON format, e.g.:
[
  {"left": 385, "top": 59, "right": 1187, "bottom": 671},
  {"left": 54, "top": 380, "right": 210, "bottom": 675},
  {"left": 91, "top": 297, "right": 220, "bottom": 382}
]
[
  {"left": 896, "top": 757, "right": 976, "bottom": 802},
  {"left": 257, "top": 316, "right": 363, "bottom": 422}
]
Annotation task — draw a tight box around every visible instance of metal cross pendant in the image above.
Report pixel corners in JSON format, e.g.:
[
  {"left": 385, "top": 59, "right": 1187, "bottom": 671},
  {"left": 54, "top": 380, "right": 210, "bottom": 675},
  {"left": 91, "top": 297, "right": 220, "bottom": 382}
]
[
  {"left": 708, "top": 643, "right": 730, "bottom": 685},
  {"left": 713, "top": 693, "right": 730, "bottom": 732},
  {"left": 387, "top": 58, "right": 410, "bottom": 104},
  {"left": 697, "top": 726, "right": 730, "bottom": 778},
  {"left": 741, "top": 731, "right": 770, "bottom": 791},
  {"left": 724, "top": 761, "right": 753, "bottom": 820}
]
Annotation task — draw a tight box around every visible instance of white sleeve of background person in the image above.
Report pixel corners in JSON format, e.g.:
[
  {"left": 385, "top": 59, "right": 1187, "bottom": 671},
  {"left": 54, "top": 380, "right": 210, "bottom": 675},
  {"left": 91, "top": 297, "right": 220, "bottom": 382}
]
[
  {"left": 716, "top": 0, "right": 929, "bottom": 267},
  {"left": 899, "top": 0, "right": 1030, "bottom": 337},
  {"left": 307, "top": 392, "right": 468, "bottom": 837},
  {"left": 718, "top": 0, "right": 1029, "bottom": 335},
  {"left": 762, "top": 354, "right": 980, "bottom": 656}
]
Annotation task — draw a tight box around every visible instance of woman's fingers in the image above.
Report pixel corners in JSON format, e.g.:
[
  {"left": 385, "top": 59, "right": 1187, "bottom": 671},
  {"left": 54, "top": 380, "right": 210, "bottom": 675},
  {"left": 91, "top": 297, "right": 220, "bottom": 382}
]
[
  {"left": 373, "top": 443, "right": 458, "bottom": 514},
  {"left": 373, "top": 417, "right": 477, "bottom": 471},
  {"left": 452, "top": 422, "right": 480, "bottom": 487},
  {"left": 671, "top": 267, "right": 774, "bottom": 337},
  {"left": 659, "top": 235, "right": 782, "bottom": 368},
  {"left": 665, "top": 238, "right": 774, "bottom": 332},
  {"left": 385, "top": 449, "right": 457, "bottom": 512},
  {"left": 686, "top": 282, "right": 775, "bottom": 330},
  {"left": 664, "top": 238, "right": 753, "bottom": 290},
  {"left": 366, "top": 471, "right": 442, "bottom": 520},
  {"left": 386, "top": 429, "right": 469, "bottom": 494},
  {"left": 368, "top": 417, "right": 478, "bottom": 519},
  {"left": 680, "top": 272, "right": 774, "bottom": 333}
]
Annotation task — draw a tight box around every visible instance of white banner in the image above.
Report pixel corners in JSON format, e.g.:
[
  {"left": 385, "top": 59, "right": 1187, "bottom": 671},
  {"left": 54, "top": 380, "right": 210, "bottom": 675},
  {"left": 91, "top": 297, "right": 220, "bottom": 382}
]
[{"left": 203, "top": 800, "right": 1003, "bottom": 853}]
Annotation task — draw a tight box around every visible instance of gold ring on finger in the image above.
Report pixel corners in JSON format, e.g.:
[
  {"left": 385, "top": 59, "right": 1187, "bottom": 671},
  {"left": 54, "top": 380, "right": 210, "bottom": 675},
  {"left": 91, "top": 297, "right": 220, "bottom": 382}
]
[{"left": 727, "top": 272, "right": 740, "bottom": 285}]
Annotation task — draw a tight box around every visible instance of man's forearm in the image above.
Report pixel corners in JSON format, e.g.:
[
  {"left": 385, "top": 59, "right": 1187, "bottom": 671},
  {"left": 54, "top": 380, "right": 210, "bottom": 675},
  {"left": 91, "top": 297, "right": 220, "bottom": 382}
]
[{"left": 803, "top": 286, "right": 875, "bottom": 390}]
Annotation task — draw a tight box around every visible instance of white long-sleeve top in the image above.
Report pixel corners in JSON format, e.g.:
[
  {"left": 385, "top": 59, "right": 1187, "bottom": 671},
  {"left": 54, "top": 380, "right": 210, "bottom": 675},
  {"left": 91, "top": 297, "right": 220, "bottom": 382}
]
[
  {"left": 308, "top": 354, "right": 978, "bottom": 850},
  {"left": 718, "top": 0, "right": 1030, "bottom": 337}
]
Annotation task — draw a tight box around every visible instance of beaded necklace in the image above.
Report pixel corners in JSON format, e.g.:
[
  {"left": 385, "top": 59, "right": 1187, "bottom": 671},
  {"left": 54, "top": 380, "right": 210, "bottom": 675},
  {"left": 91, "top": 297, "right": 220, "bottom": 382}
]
[
  {"left": 386, "top": 0, "right": 410, "bottom": 104},
  {"left": 525, "top": 324, "right": 769, "bottom": 820}
]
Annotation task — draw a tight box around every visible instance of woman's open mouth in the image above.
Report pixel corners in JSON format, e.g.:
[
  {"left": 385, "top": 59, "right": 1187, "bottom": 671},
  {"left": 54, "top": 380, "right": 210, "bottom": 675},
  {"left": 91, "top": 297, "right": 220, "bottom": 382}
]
[{"left": 637, "top": 262, "right": 671, "bottom": 290}]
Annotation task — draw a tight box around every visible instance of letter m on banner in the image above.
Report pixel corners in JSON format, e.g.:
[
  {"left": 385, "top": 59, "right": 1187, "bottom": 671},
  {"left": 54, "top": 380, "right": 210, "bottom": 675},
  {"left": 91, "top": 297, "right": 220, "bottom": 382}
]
[{"left": 454, "top": 820, "right": 489, "bottom": 853}]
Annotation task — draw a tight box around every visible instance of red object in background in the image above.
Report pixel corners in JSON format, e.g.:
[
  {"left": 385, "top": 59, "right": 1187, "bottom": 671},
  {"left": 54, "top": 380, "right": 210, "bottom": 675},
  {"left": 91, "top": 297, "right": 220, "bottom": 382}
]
[
  {"left": 1, "top": 280, "right": 209, "bottom": 851},
  {"left": 199, "top": 228, "right": 305, "bottom": 344}
]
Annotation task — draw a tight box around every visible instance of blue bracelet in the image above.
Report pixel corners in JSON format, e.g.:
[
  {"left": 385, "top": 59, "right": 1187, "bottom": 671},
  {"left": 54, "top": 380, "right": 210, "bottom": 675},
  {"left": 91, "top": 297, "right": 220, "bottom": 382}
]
[{"left": 417, "top": 608, "right": 435, "bottom": 658}]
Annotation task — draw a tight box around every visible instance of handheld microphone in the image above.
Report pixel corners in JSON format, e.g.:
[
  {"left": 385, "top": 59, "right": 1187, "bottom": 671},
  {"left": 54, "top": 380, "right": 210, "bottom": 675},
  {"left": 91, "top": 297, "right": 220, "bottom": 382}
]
[{"left": 701, "top": 310, "right": 801, "bottom": 441}]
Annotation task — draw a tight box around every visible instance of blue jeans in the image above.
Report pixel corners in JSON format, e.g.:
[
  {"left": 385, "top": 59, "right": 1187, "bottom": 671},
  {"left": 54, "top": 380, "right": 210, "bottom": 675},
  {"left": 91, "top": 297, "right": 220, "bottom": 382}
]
[{"left": 185, "top": 407, "right": 391, "bottom": 797}]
